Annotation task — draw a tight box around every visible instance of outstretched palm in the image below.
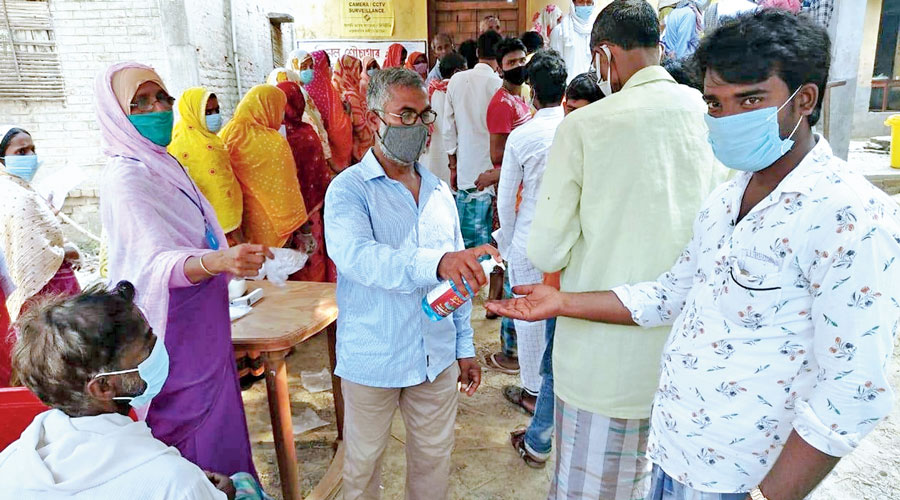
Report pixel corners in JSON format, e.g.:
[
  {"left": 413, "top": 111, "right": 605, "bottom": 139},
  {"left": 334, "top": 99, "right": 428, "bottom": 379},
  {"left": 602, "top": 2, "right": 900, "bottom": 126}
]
[{"left": 485, "top": 284, "right": 562, "bottom": 321}]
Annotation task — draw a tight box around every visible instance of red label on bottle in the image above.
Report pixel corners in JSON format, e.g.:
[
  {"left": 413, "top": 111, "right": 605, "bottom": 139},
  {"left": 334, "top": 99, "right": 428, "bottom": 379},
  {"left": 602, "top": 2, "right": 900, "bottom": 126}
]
[{"left": 428, "top": 286, "right": 466, "bottom": 317}]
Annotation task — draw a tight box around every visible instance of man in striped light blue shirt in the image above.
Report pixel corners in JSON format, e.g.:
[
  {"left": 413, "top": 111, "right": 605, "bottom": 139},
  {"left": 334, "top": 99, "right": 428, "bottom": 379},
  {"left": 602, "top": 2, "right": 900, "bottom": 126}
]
[{"left": 324, "top": 67, "right": 498, "bottom": 500}]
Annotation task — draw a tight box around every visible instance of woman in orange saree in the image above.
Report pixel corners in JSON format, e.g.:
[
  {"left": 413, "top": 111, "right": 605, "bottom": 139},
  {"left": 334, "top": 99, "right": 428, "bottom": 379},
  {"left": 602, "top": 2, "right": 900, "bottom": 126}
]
[
  {"left": 305, "top": 51, "right": 353, "bottom": 171},
  {"left": 383, "top": 43, "right": 406, "bottom": 68},
  {"left": 405, "top": 51, "right": 429, "bottom": 80},
  {"left": 333, "top": 55, "right": 378, "bottom": 163}
]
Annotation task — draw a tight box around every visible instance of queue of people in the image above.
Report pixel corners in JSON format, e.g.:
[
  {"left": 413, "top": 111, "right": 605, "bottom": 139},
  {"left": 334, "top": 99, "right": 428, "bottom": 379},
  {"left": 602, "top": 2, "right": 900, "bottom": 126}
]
[{"left": 0, "top": 2, "right": 896, "bottom": 500}]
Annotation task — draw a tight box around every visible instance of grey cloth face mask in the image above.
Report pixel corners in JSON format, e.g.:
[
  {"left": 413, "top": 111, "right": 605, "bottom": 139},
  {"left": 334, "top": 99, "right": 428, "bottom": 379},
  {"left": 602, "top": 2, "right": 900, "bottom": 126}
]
[{"left": 379, "top": 123, "right": 428, "bottom": 165}]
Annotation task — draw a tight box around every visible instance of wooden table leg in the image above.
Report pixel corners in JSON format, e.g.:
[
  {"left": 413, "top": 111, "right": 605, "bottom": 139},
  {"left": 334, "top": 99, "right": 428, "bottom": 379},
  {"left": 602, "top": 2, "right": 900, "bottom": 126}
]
[
  {"left": 262, "top": 350, "right": 302, "bottom": 500},
  {"left": 326, "top": 322, "right": 344, "bottom": 441}
]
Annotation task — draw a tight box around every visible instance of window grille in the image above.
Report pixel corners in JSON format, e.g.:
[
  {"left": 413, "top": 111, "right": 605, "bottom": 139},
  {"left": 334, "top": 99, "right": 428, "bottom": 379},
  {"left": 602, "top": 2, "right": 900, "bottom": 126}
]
[{"left": 0, "top": 0, "right": 64, "bottom": 100}]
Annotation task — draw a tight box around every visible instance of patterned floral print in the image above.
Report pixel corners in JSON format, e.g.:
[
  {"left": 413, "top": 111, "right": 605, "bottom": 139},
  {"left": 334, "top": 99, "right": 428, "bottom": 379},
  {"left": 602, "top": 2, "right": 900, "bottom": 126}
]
[{"left": 613, "top": 138, "right": 900, "bottom": 493}]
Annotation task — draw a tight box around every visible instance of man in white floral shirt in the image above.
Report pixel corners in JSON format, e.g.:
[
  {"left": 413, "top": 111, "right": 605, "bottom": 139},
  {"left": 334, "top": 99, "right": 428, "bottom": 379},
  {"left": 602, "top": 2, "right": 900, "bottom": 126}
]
[{"left": 487, "top": 10, "right": 900, "bottom": 500}]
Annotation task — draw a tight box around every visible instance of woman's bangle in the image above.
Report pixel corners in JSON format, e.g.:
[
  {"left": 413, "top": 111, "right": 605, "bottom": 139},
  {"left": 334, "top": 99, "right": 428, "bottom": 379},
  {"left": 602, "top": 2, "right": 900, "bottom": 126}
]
[{"left": 199, "top": 254, "right": 218, "bottom": 277}]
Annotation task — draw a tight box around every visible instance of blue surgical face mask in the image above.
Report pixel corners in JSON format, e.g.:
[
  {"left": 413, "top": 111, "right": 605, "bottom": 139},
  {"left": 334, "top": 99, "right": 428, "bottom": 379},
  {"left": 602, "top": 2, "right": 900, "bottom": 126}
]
[
  {"left": 205, "top": 113, "right": 223, "bottom": 133},
  {"left": 95, "top": 337, "right": 170, "bottom": 408},
  {"left": 704, "top": 87, "right": 804, "bottom": 173},
  {"left": 367, "top": 68, "right": 378, "bottom": 78},
  {"left": 574, "top": 5, "right": 593, "bottom": 21},
  {"left": 2, "top": 154, "right": 41, "bottom": 182},
  {"left": 128, "top": 110, "right": 174, "bottom": 147},
  {"left": 299, "top": 69, "right": 315, "bottom": 84}
]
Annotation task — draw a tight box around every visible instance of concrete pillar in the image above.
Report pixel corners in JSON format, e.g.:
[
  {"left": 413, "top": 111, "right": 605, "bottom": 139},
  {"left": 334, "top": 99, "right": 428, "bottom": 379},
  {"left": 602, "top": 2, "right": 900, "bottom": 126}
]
[
  {"left": 156, "top": 0, "right": 202, "bottom": 96},
  {"left": 825, "top": 0, "right": 868, "bottom": 160}
]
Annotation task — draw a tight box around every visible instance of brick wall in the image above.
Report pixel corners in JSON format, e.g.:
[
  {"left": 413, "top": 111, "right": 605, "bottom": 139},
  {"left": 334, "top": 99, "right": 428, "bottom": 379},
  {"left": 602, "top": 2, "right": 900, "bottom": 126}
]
[{"left": 0, "top": 0, "right": 295, "bottom": 245}]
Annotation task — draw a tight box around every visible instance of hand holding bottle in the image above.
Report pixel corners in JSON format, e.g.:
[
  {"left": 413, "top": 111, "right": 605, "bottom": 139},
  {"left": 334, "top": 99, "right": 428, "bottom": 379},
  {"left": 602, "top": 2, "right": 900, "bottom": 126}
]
[{"left": 436, "top": 244, "right": 501, "bottom": 297}]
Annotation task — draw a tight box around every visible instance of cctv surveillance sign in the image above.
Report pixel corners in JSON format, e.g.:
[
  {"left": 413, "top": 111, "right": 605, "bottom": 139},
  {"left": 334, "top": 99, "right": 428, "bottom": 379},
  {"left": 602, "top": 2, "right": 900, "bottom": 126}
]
[{"left": 342, "top": 0, "right": 395, "bottom": 37}]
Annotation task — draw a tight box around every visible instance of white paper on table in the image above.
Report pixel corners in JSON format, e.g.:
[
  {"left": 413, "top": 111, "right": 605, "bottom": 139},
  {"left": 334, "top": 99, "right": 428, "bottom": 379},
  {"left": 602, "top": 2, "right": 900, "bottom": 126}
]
[
  {"left": 301, "top": 368, "right": 333, "bottom": 393},
  {"left": 291, "top": 408, "right": 328, "bottom": 435},
  {"left": 229, "top": 304, "right": 252, "bottom": 322},
  {"left": 33, "top": 166, "right": 87, "bottom": 212},
  {"left": 249, "top": 247, "right": 308, "bottom": 286}
]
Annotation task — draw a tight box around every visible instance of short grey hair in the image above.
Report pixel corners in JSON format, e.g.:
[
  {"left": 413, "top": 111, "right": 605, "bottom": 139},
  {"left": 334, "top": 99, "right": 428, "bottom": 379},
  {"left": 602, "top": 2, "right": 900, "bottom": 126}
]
[
  {"left": 366, "top": 67, "right": 426, "bottom": 112},
  {"left": 13, "top": 281, "right": 147, "bottom": 416}
]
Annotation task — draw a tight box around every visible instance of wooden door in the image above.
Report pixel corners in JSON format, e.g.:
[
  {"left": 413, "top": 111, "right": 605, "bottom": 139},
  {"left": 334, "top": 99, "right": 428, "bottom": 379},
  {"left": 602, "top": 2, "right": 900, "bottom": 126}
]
[{"left": 428, "top": 1, "right": 528, "bottom": 57}]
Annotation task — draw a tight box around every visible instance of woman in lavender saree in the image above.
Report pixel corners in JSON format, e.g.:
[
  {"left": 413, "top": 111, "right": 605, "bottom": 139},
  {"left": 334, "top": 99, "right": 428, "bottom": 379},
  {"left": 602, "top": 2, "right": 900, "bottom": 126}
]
[{"left": 95, "top": 62, "right": 272, "bottom": 477}]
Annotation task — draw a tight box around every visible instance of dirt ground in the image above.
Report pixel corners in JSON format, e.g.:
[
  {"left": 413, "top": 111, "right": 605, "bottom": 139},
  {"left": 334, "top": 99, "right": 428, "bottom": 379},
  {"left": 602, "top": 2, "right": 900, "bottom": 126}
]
[{"left": 243, "top": 299, "right": 900, "bottom": 500}]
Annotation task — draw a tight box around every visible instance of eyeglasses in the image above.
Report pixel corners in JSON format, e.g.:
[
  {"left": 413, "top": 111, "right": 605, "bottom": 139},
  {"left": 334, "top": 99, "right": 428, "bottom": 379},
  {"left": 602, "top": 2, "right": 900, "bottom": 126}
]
[
  {"left": 130, "top": 91, "right": 175, "bottom": 113},
  {"left": 374, "top": 109, "right": 437, "bottom": 126}
]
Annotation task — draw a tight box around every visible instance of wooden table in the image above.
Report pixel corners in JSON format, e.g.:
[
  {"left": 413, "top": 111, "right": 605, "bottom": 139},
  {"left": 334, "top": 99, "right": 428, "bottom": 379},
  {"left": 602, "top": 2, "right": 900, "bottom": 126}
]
[{"left": 231, "top": 281, "right": 343, "bottom": 500}]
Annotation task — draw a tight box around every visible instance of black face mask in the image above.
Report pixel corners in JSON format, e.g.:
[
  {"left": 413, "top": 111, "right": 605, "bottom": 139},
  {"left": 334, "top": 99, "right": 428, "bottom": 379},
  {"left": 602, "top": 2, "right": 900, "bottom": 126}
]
[{"left": 503, "top": 66, "right": 527, "bottom": 86}]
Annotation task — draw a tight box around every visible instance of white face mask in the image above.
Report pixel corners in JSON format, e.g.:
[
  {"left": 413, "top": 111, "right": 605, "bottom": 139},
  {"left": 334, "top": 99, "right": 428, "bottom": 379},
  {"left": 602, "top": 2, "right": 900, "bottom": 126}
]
[{"left": 594, "top": 45, "right": 613, "bottom": 97}]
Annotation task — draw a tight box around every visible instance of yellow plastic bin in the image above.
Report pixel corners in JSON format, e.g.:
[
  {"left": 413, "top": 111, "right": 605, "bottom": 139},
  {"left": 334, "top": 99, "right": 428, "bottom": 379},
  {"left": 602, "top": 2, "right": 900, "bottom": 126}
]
[{"left": 885, "top": 114, "right": 900, "bottom": 168}]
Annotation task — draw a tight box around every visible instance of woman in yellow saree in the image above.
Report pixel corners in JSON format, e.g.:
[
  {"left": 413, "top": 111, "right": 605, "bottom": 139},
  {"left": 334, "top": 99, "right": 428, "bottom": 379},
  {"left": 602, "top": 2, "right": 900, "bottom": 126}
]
[
  {"left": 168, "top": 87, "right": 243, "bottom": 234},
  {"left": 219, "top": 85, "right": 307, "bottom": 248}
]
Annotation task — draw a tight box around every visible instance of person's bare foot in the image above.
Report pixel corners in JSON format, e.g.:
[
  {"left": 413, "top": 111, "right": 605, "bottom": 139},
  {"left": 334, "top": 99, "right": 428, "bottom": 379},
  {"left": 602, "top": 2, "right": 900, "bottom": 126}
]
[
  {"left": 492, "top": 352, "right": 519, "bottom": 370},
  {"left": 510, "top": 429, "right": 548, "bottom": 469},
  {"left": 496, "top": 353, "right": 518, "bottom": 370},
  {"left": 503, "top": 385, "right": 537, "bottom": 415},
  {"left": 520, "top": 393, "right": 537, "bottom": 414},
  {"left": 484, "top": 352, "right": 520, "bottom": 374}
]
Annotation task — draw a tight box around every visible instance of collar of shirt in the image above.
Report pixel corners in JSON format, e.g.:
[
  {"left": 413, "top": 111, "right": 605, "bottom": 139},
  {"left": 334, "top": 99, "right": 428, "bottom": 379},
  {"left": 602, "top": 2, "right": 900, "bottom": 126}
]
[
  {"left": 734, "top": 134, "right": 834, "bottom": 220},
  {"left": 532, "top": 105, "right": 565, "bottom": 120},
  {"left": 473, "top": 62, "right": 498, "bottom": 75},
  {"left": 428, "top": 62, "right": 442, "bottom": 79},
  {"left": 621, "top": 65, "right": 677, "bottom": 92},
  {"left": 358, "top": 149, "right": 442, "bottom": 203}
]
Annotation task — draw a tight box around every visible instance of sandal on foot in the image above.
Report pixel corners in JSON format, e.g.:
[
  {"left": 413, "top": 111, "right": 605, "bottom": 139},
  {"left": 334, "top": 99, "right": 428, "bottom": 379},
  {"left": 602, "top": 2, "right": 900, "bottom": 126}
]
[
  {"left": 484, "top": 353, "right": 519, "bottom": 375},
  {"left": 510, "top": 429, "right": 547, "bottom": 469},
  {"left": 503, "top": 385, "right": 536, "bottom": 416}
]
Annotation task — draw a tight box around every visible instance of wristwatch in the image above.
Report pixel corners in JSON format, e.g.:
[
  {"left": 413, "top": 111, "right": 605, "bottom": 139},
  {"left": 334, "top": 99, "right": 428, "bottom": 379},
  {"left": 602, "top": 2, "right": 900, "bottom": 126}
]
[{"left": 749, "top": 486, "right": 769, "bottom": 500}]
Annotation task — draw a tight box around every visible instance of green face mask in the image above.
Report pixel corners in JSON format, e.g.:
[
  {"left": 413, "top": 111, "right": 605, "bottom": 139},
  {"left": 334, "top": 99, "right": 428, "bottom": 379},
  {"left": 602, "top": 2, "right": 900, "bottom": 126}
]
[{"left": 128, "top": 110, "right": 174, "bottom": 147}]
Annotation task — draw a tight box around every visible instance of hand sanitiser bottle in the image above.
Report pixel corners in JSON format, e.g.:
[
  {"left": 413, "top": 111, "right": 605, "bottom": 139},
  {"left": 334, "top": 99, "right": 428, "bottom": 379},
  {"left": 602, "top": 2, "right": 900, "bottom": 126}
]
[{"left": 422, "top": 258, "right": 503, "bottom": 321}]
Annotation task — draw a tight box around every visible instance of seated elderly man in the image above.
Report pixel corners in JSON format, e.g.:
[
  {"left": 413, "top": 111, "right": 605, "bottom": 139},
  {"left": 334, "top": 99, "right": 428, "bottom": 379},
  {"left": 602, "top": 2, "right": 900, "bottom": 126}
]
[{"left": 0, "top": 282, "right": 269, "bottom": 500}]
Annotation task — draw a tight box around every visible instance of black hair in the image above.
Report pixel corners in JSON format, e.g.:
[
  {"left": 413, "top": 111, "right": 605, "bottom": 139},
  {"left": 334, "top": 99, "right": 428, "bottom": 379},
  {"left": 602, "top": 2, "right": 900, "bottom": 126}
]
[
  {"left": 494, "top": 37, "right": 528, "bottom": 66},
  {"left": 477, "top": 30, "right": 503, "bottom": 60},
  {"left": 0, "top": 127, "right": 29, "bottom": 161},
  {"left": 459, "top": 40, "right": 479, "bottom": 69},
  {"left": 662, "top": 58, "right": 701, "bottom": 91},
  {"left": 521, "top": 31, "right": 544, "bottom": 54},
  {"left": 528, "top": 49, "right": 568, "bottom": 106},
  {"left": 693, "top": 10, "right": 830, "bottom": 126},
  {"left": 566, "top": 72, "right": 603, "bottom": 104},
  {"left": 591, "top": 0, "right": 660, "bottom": 50},
  {"left": 14, "top": 281, "right": 147, "bottom": 416},
  {"left": 439, "top": 52, "right": 468, "bottom": 79}
]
